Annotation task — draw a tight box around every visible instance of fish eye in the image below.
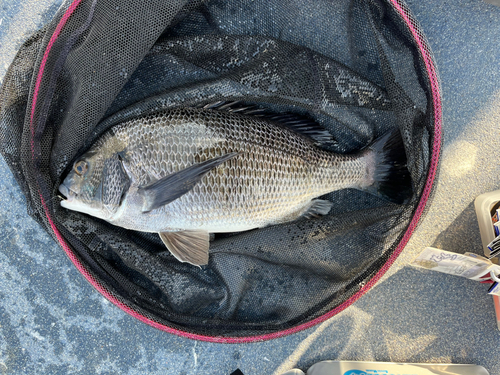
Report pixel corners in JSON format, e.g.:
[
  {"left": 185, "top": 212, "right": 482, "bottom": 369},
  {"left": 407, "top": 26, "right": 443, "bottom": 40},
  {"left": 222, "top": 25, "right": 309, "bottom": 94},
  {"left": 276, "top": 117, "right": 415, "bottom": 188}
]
[{"left": 74, "top": 160, "right": 88, "bottom": 176}]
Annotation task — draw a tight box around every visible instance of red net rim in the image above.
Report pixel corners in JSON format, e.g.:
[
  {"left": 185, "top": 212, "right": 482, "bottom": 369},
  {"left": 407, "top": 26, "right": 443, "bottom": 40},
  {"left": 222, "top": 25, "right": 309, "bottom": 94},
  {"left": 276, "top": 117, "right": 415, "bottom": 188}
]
[{"left": 29, "top": 0, "right": 442, "bottom": 343}]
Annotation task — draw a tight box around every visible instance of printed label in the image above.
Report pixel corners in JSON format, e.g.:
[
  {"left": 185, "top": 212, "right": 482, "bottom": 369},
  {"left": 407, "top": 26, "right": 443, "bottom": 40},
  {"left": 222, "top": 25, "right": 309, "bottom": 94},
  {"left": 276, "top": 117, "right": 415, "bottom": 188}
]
[
  {"left": 489, "top": 282, "right": 500, "bottom": 296},
  {"left": 492, "top": 209, "right": 499, "bottom": 224},
  {"left": 487, "top": 235, "right": 500, "bottom": 256},
  {"left": 412, "top": 247, "right": 493, "bottom": 279}
]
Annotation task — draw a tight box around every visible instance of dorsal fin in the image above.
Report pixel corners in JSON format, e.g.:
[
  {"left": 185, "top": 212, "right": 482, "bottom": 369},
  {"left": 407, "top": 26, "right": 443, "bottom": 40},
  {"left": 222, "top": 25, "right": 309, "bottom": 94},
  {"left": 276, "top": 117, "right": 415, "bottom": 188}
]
[{"left": 197, "top": 101, "right": 336, "bottom": 145}]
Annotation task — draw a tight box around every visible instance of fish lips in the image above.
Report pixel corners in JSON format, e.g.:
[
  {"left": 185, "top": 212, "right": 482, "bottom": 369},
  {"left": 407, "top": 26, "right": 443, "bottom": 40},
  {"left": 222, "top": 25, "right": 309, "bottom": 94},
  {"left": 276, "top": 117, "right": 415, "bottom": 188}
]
[{"left": 58, "top": 183, "right": 77, "bottom": 206}]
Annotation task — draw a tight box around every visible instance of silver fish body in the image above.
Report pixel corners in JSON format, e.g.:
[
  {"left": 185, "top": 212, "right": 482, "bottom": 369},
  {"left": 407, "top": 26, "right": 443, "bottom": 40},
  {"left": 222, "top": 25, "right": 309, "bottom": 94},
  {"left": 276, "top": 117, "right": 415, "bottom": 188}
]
[{"left": 59, "top": 107, "right": 411, "bottom": 265}]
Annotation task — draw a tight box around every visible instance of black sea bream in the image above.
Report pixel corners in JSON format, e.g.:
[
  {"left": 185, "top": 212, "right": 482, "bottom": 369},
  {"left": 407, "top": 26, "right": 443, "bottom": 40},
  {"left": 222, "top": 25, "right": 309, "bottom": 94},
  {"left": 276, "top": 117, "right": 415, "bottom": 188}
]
[{"left": 59, "top": 106, "right": 412, "bottom": 266}]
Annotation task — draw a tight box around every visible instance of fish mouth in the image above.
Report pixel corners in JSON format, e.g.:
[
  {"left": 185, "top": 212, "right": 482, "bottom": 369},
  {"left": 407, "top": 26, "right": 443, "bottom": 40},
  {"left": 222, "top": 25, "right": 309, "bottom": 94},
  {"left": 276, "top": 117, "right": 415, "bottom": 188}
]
[{"left": 58, "top": 183, "right": 77, "bottom": 202}]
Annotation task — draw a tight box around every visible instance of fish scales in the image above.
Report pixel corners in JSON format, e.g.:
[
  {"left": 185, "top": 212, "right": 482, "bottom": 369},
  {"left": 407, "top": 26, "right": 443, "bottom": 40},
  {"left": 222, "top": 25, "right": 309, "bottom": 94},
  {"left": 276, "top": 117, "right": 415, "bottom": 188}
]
[
  {"left": 97, "top": 108, "right": 364, "bottom": 232},
  {"left": 59, "top": 106, "right": 411, "bottom": 265}
]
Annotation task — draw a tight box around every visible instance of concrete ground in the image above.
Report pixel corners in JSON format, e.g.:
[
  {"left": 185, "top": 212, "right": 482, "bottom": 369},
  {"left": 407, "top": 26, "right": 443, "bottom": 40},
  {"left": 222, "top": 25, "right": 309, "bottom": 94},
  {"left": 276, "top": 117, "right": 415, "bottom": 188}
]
[{"left": 1, "top": 0, "right": 500, "bottom": 374}]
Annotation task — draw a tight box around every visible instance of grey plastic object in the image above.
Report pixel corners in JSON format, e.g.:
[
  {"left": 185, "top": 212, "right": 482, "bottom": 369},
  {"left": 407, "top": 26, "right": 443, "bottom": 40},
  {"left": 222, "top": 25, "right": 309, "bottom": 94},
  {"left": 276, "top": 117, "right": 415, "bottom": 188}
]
[
  {"left": 280, "top": 370, "right": 306, "bottom": 375},
  {"left": 305, "top": 361, "right": 489, "bottom": 375},
  {"left": 474, "top": 190, "right": 500, "bottom": 257}
]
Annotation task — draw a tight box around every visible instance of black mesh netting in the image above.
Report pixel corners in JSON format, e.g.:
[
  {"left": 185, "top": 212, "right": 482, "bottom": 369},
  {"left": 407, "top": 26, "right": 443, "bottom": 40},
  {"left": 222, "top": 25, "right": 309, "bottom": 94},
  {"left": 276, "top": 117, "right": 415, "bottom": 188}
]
[{"left": 0, "top": 0, "right": 439, "bottom": 339}]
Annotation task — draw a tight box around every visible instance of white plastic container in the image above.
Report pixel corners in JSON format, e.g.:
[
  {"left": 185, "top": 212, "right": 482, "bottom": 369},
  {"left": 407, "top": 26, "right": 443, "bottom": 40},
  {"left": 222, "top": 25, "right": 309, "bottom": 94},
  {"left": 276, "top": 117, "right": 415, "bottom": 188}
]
[
  {"left": 474, "top": 190, "right": 500, "bottom": 331},
  {"left": 280, "top": 361, "right": 489, "bottom": 375},
  {"left": 474, "top": 189, "right": 500, "bottom": 257},
  {"left": 302, "top": 361, "right": 488, "bottom": 375}
]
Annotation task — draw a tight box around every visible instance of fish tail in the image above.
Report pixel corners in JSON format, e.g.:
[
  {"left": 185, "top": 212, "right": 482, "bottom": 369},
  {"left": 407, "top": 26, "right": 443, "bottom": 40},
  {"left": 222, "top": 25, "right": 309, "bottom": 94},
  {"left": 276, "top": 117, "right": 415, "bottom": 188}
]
[{"left": 360, "top": 128, "right": 413, "bottom": 204}]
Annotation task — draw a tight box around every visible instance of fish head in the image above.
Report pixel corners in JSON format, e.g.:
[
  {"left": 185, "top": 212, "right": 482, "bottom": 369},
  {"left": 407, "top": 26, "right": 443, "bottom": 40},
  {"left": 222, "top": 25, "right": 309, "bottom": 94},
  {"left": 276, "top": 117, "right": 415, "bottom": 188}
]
[{"left": 59, "top": 149, "right": 130, "bottom": 221}]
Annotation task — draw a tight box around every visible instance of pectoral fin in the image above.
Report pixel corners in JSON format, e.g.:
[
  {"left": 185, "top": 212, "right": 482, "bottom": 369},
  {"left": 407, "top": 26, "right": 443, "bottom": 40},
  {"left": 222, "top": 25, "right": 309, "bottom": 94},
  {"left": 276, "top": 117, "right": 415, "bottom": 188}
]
[
  {"left": 159, "top": 230, "right": 210, "bottom": 266},
  {"left": 138, "top": 152, "right": 239, "bottom": 213}
]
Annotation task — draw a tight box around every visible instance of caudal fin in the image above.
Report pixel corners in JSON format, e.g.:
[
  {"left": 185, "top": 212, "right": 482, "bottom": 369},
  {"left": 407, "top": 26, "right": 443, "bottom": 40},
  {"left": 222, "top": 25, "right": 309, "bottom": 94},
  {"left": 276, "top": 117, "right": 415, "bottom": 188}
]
[{"left": 361, "top": 129, "right": 413, "bottom": 204}]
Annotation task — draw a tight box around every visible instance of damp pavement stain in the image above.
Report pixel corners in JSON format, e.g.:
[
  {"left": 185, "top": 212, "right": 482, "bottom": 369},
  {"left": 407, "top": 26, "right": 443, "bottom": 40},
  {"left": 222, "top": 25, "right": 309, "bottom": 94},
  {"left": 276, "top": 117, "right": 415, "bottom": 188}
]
[
  {"left": 0, "top": 0, "right": 63, "bottom": 79},
  {"left": 2, "top": 0, "right": 500, "bottom": 375}
]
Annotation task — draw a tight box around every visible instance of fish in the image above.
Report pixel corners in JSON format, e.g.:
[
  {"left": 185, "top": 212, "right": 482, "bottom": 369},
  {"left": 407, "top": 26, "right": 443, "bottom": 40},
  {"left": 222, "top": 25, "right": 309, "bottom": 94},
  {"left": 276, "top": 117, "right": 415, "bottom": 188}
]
[{"left": 58, "top": 103, "right": 412, "bottom": 266}]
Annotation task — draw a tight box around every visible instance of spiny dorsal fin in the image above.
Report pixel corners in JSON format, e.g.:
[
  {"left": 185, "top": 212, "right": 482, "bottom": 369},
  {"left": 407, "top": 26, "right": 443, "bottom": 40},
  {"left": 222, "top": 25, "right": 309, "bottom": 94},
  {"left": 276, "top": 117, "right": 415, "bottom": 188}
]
[{"left": 197, "top": 100, "right": 336, "bottom": 145}]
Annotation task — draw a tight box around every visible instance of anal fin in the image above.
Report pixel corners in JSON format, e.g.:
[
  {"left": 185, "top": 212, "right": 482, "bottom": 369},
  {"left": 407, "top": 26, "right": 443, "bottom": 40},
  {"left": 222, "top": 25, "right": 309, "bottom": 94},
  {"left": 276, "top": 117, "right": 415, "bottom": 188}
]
[
  {"left": 276, "top": 199, "right": 333, "bottom": 224},
  {"left": 159, "top": 230, "right": 210, "bottom": 266},
  {"left": 302, "top": 199, "right": 333, "bottom": 219}
]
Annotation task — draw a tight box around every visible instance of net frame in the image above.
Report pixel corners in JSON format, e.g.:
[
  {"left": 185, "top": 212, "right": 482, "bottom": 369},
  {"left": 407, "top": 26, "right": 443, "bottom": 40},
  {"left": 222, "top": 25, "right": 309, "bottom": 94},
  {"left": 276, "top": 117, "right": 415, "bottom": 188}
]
[{"left": 0, "top": 0, "right": 441, "bottom": 342}]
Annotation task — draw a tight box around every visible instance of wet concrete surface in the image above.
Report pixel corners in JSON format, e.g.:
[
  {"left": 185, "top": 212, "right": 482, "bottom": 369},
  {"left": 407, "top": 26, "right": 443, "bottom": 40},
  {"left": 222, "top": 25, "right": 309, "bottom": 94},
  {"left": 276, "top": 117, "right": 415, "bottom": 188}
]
[{"left": 1, "top": 0, "right": 500, "bottom": 374}]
